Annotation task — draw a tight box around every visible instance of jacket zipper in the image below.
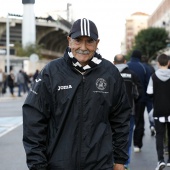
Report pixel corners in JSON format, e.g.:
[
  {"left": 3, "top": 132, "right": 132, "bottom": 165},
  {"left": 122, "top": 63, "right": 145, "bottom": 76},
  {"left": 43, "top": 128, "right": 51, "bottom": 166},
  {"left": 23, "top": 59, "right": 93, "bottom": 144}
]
[{"left": 78, "top": 74, "right": 85, "bottom": 170}]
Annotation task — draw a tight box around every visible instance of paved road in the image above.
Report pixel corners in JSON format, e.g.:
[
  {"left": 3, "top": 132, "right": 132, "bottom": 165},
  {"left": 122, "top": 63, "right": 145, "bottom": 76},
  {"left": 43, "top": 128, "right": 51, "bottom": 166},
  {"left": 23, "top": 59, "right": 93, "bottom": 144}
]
[
  {"left": 0, "top": 91, "right": 169, "bottom": 170},
  {"left": 0, "top": 93, "right": 28, "bottom": 170}
]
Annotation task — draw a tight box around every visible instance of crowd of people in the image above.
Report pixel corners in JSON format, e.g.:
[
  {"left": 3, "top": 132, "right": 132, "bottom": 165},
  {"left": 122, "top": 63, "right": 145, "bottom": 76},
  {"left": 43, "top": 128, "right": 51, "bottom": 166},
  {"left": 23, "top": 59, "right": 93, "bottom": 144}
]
[
  {"left": 21, "top": 18, "right": 170, "bottom": 170},
  {"left": 0, "top": 69, "right": 39, "bottom": 97},
  {"left": 113, "top": 50, "right": 170, "bottom": 170},
  {"left": 1, "top": 18, "right": 170, "bottom": 170}
]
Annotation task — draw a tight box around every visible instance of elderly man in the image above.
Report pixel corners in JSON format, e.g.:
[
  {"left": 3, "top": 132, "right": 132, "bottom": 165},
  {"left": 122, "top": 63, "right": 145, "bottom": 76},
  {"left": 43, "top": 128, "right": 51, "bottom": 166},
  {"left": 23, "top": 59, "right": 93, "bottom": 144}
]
[{"left": 22, "top": 18, "right": 131, "bottom": 170}]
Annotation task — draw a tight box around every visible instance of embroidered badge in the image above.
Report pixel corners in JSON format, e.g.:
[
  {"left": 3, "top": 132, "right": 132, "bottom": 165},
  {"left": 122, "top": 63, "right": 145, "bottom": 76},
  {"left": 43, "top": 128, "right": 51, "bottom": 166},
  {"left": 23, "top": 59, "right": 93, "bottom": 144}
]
[{"left": 96, "top": 78, "right": 107, "bottom": 90}]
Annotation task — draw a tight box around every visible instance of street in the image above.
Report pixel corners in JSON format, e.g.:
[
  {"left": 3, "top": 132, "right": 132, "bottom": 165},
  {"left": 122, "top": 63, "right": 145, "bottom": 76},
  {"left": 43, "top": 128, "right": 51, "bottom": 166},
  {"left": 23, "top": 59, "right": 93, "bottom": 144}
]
[
  {"left": 0, "top": 94, "right": 169, "bottom": 170},
  {"left": 0, "top": 95, "right": 28, "bottom": 170}
]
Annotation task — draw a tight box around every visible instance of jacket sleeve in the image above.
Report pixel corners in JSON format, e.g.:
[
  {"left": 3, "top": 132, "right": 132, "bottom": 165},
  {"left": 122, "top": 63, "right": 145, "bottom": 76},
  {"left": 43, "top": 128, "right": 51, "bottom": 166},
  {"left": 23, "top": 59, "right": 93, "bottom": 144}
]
[
  {"left": 146, "top": 76, "right": 153, "bottom": 98},
  {"left": 109, "top": 72, "right": 131, "bottom": 165},
  {"left": 132, "top": 72, "right": 143, "bottom": 101},
  {"left": 22, "top": 69, "right": 52, "bottom": 170}
]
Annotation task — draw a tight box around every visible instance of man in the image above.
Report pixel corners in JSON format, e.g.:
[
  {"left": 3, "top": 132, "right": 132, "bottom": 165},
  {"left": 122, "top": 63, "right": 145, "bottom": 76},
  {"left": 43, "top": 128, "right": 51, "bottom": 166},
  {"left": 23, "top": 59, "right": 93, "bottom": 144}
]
[
  {"left": 17, "top": 70, "right": 25, "bottom": 97},
  {"left": 114, "top": 54, "right": 142, "bottom": 170},
  {"left": 141, "top": 55, "right": 155, "bottom": 136},
  {"left": 0, "top": 68, "right": 6, "bottom": 95},
  {"left": 147, "top": 54, "right": 170, "bottom": 170},
  {"left": 22, "top": 18, "right": 131, "bottom": 170},
  {"left": 127, "top": 50, "right": 151, "bottom": 152}
]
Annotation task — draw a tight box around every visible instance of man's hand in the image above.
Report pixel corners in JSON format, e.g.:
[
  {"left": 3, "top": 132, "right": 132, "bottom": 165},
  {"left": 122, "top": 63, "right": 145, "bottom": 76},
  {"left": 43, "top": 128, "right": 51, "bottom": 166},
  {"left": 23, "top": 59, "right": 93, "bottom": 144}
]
[{"left": 113, "top": 163, "right": 125, "bottom": 170}]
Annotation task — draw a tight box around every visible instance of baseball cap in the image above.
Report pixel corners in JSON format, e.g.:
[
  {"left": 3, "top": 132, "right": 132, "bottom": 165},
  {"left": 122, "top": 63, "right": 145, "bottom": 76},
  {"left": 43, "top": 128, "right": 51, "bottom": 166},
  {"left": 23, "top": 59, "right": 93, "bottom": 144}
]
[{"left": 68, "top": 18, "right": 98, "bottom": 41}]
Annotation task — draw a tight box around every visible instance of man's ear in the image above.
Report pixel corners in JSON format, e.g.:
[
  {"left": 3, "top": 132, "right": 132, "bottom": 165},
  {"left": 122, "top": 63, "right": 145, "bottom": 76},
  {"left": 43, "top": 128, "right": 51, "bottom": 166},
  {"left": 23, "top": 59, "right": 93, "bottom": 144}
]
[
  {"left": 96, "top": 39, "right": 100, "bottom": 45},
  {"left": 67, "top": 36, "right": 71, "bottom": 47}
]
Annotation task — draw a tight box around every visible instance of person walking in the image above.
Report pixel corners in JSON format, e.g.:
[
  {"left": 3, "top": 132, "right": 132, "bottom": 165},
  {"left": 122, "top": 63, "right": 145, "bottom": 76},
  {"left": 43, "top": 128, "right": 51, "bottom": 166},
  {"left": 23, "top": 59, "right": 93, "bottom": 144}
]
[
  {"left": 22, "top": 18, "right": 131, "bottom": 170},
  {"left": 0, "top": 68, "right": 6, "bottom": 96},
  {"left": 141, "top": 55, "right": 156, "bottom": 136},
  {"left": 6, "top": 70, "right": 15, "bottom": 97},
  {"left": 17, "top": 70, "right": 25, "bottom": 97},
  {"left": 114, "top": 54, "right": 142, "bottom": 170},
  {"left": 33, "top": 69, "right": 39, "bottom": 81},
  {"left": 147, "top": 54, "right": 170, "bottom": 170},
  {"left": 22, "top": 70, "right": 30, "bottom": 93},
  {"left": 127, "top": 50, "right": 152, "bottom": 152}
]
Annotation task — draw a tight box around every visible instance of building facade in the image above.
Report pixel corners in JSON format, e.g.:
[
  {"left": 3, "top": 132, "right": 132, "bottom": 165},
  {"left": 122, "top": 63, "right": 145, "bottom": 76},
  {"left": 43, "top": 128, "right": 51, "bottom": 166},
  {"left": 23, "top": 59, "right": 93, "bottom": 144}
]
[
  {"left": 148, "top": 0, "right": 170, "bottom": 54},
  {"left": 123, "top": 12, "right": 149, "bottom": 54}
]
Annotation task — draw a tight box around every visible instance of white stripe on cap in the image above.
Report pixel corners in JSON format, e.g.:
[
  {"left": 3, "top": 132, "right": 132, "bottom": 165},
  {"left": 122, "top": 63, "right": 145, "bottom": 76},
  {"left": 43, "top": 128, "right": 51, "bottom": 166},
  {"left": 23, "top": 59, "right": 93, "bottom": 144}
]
[
  {"left": 86, "top": 19, "right": 90, "bottom": 37},
  {"left": 80, "top": 18, "right": 90, "bottom": 37},
  {"left": 83, "top": 18, "right": 87, "bottom": 35},
  {"left": 81, "top": 19, "right": 83, "bottom": 35}
]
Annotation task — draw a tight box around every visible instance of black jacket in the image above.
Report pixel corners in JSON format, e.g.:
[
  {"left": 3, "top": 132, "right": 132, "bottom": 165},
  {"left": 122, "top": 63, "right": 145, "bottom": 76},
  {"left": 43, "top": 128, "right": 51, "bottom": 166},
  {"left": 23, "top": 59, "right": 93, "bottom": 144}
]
[
  {"left": 147, "top": 69, "right": 170, "bottom": 117},
  {"left": 115, "top": 64, "right": 143, "bottom": 114},
  {"left": 22, "top": 48, "right": 131, "bottom": 170}
]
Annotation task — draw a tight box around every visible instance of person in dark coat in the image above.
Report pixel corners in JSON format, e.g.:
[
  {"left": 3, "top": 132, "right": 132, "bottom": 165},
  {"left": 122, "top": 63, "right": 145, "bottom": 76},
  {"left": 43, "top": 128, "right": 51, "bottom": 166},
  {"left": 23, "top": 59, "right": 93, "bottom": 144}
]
[
  {"left": 22, "top": 18, "right": 131, "bottom": 170},
  {"left": 141, "top": 55, "right": 156, "bottom": 136},
  {"left": 33, "top": 69, "right": 39, "bottom": 81},
  {"left": 114, "top": 54, "right": 142, "bottom": 169},
  {"left": 7, "top": 70, "right": 15, "bottom": 97},
  {"left": 127, "top": 50, "right": 152, "bottom": 152}
]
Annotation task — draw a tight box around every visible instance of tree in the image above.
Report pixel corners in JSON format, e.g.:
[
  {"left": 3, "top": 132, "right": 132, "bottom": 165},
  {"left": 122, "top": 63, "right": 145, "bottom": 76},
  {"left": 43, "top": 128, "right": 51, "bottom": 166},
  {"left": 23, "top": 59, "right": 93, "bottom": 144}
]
[
  {"left": 14, "top": 42, "right": 44, "bottom": 59},
  {"left": 132, "top": 27, "right": 169, "bottom": 60}
]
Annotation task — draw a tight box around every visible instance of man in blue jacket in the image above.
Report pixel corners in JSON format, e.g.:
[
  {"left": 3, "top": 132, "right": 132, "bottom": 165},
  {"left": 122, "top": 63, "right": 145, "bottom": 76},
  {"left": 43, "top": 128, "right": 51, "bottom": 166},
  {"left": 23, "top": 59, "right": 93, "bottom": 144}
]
[
  {"left": 127, "top": 50, "right": 152, "bottom": 152},
  {"left": 22, "top": 18, "right": 131, "bottom": 170}
]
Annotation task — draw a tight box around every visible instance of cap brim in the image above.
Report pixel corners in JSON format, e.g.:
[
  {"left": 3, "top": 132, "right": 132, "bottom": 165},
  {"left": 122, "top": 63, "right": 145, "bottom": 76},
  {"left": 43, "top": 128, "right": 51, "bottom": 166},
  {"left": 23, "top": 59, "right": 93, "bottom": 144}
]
[{"left": 70, "top": 32, "right": 98, "bottom": 41}]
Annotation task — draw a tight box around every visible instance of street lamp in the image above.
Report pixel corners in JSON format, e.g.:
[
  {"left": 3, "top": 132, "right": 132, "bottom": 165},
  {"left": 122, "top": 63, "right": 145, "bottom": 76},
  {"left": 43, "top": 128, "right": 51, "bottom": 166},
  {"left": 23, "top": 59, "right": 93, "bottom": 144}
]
[
  {"left": 6, "top": 13, "right": 10, "bottom": 75},
  {"left": 67, "top": 3, "right": 72, "bottom": 21}
]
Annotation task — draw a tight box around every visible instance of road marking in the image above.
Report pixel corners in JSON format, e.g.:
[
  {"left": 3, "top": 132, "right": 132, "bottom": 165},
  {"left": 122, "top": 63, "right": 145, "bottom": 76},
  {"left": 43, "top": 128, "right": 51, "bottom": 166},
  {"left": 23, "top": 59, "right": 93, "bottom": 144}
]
[{"left": 0, "top": 116, "right": 23, "bottom": 137}]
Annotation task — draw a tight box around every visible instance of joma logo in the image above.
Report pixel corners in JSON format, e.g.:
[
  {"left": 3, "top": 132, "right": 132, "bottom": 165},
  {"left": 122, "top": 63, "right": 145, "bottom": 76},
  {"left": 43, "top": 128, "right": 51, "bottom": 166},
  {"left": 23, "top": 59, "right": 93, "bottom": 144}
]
[{"left": 58, "top": 85, "right": 72, "bottom": 91}]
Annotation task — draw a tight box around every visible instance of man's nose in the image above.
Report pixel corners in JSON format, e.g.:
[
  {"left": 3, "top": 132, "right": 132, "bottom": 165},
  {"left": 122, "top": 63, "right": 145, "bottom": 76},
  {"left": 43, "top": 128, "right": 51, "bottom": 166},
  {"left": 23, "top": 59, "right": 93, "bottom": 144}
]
[{"left": 80, "top": 40, "right": 88, "bottom": 50}]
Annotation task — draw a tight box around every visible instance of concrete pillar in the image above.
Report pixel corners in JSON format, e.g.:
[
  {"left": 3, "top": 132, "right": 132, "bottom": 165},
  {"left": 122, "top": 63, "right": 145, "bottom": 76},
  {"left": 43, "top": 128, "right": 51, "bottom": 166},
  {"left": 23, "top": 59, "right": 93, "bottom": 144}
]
[{"left": 22, "top": 0, "right": 36, "bottom": 48}]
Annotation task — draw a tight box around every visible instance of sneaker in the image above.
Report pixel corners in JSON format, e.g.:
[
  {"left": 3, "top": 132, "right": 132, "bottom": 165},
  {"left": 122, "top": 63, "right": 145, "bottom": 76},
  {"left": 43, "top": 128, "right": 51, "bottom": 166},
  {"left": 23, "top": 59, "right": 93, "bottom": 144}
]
[
  {"left": 124, "top": 165, "right": 128, "bottom": 170},
  {"left": 150, "top": 126, "right": 156, "bottom": 136},
  {"left": 155, "top": 161, "right": 165, "bottom": 170},
  {"left": 164, "top": 146, "right": 168, "bottom": 155},
  {"left": 134, "top": 146, "right": 141, "bottom": 152},
  {"left": 167, "top": 159, "right": 170, "bottom": 167}
]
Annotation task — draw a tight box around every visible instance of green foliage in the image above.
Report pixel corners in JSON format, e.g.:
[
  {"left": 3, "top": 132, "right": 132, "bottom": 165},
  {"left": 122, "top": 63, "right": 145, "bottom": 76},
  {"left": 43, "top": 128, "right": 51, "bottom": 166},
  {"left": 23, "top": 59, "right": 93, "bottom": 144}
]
[
  {"left": 14, "top": 42, "right": 44, "bottom": 59},
  {"left": 132, "top": 27, "right": 169, "bottom": 60},
  {"left": 125, "top": 49, "right": 133, "bottom": 61}
]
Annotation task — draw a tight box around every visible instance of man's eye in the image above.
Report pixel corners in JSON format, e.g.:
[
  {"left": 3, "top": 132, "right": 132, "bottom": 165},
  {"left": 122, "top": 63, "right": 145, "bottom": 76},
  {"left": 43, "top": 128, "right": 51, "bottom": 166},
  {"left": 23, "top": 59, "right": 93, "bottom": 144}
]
[
  {"left": 87, "top": 39, "right": 94, "bottom": 43},
  {"left": 74, "top": 38, "right": 81, "bottom": 42}
]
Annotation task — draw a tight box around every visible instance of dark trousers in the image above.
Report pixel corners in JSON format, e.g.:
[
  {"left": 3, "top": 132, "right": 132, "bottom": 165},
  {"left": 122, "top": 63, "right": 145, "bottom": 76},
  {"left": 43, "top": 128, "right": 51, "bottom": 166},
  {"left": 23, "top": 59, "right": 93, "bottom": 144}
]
[
  {"left": 155, "top": 120, "right": 170, "bottom": 161},
  {"left": 133, "top": 102, "right": 145, "bottom": 148},
  {"left": 8, "top": 85, "right": 14, "bottom": 95},
  {"left": 125, "top": 115, "right": 135, "bottom": 166}
]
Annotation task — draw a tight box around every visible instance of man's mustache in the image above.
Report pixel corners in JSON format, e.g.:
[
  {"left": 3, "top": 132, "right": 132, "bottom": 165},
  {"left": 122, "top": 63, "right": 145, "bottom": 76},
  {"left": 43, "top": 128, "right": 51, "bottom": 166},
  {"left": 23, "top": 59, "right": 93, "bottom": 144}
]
[{"left": 76, "top": 50, "right": 90, "bottom": 54}]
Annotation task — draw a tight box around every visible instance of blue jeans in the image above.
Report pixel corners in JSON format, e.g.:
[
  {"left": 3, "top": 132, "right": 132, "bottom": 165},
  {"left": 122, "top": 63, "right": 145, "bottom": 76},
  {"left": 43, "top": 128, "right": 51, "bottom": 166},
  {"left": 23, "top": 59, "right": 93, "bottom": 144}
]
[
  {"left": 125, "top": 114, "right": 135, "bottom": 167},
  {"left": 18, "top": 83, "right": 24, "bottom": 96}
]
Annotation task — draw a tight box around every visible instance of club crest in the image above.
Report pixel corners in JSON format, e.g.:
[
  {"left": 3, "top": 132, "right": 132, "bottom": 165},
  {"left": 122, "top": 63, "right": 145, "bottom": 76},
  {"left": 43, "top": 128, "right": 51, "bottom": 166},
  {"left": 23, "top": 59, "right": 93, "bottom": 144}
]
[{"left": 96, "top": 78, "right": 107, "bottom": 90}]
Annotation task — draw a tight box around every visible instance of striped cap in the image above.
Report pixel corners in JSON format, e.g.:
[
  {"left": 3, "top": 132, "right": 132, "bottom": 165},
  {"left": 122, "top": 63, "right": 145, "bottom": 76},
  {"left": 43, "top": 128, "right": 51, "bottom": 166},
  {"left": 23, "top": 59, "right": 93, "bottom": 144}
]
[{"left": 69, "top": 18, "right": 98, "bottom": 41}]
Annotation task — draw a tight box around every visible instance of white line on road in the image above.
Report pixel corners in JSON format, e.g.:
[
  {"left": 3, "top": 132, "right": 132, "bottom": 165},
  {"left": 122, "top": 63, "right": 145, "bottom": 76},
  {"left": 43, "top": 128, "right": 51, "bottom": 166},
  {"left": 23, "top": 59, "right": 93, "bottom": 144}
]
[{"left": 0, "top": 116, "right": 23, "bottom": 137}]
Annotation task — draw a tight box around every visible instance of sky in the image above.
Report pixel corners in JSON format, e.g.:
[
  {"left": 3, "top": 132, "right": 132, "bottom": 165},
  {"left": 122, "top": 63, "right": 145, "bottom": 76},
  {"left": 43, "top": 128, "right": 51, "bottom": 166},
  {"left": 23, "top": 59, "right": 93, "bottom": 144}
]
[{"left": 0, "top": 0, "right": 163, "bottom": 61}]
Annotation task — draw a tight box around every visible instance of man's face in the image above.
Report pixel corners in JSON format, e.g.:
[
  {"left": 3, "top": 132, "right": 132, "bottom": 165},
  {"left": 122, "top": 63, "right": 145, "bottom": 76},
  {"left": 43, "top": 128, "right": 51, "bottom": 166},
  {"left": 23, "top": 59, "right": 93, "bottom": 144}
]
[{"left": 67, "top": 36, "right": 99, "bottom": 66}]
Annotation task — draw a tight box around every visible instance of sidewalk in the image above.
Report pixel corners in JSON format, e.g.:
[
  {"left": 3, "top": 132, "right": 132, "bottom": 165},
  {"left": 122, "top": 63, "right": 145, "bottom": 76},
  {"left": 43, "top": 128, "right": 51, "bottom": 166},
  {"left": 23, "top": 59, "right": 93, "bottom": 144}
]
[{"left": 0, "top": 87, "right": 27, "bottom": 102}]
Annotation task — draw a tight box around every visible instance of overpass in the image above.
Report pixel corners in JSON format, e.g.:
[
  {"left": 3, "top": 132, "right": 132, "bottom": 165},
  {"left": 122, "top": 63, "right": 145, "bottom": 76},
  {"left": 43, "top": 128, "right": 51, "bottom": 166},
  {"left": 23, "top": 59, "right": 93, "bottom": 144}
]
[{"left": 0, "top": 15, "right": 72, "bottom": 59}]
